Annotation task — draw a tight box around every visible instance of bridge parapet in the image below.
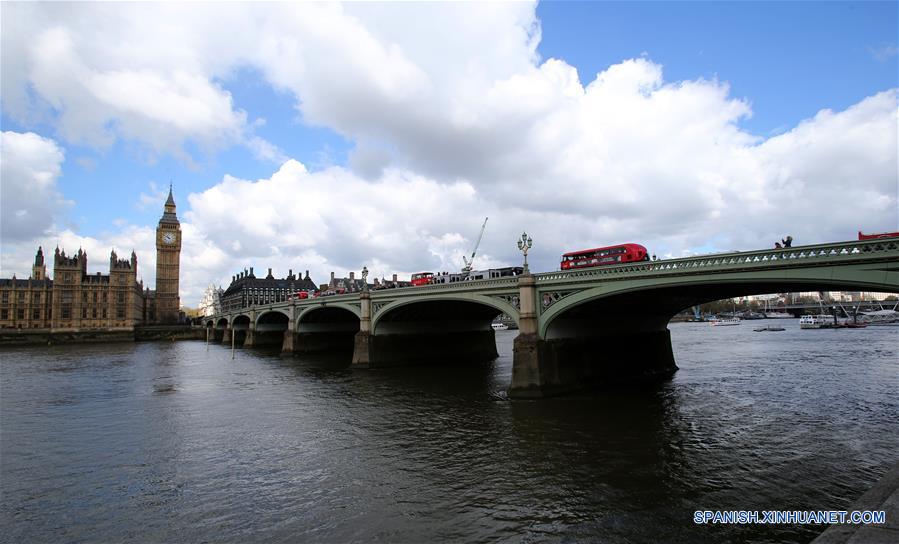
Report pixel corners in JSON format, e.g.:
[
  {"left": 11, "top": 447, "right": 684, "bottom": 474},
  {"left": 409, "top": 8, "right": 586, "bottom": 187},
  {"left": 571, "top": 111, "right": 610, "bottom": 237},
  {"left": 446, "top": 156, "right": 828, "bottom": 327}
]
[
  {"left": 376, "top": 276, "right": 519, "bottom": 293},
  {"left": 534, "top": 238, "right": 899, "bottom": 285},
  {"left": 209, "top": 238, "right": 896, "bottom": 326}
]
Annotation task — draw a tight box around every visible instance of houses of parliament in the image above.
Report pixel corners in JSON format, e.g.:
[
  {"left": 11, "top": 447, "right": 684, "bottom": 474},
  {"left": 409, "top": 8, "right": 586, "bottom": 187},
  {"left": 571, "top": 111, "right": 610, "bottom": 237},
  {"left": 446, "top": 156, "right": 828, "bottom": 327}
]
[{"left": 0, "top": 189, "right": 182, "bottom": 329}]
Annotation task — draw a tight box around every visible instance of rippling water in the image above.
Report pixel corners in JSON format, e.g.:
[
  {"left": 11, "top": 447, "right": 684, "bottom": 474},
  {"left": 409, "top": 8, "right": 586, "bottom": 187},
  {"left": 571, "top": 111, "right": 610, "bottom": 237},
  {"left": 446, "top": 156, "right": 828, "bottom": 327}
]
[{"left": 2, "top": 322, "right": 897, "bottom": 543}]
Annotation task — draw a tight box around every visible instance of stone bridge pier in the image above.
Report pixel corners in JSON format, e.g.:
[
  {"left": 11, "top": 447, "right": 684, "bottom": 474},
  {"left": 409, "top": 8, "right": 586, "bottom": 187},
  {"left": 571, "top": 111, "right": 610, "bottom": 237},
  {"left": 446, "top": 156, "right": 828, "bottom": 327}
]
[
  {"left": 510, "top": 275, "right": 678, "bottom": 398},
  {"left": 282, "top": 301, "right": 297, "bottom": 353}
]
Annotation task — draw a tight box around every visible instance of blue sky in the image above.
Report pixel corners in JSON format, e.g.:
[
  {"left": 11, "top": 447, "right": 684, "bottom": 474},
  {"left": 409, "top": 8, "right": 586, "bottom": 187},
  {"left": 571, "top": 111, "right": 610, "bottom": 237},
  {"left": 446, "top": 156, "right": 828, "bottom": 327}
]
[
  {"left": 538, "top": 1, "right": 898, "bottom": 134},
  {"left": 1, "top": 1, "right": 896, "bottom": 303}
]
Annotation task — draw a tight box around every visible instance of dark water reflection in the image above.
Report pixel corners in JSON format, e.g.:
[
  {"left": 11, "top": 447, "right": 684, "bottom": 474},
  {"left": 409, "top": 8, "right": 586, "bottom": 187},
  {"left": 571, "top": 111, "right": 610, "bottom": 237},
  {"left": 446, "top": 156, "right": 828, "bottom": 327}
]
[{"left": 1, "top": 323, "right": 896, "bottom": 543}]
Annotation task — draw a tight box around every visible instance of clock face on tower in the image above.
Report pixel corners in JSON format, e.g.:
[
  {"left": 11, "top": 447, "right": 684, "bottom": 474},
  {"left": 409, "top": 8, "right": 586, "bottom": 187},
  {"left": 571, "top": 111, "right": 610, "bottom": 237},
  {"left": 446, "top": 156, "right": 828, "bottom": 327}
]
[{"left": 162, "top": 232, "right": 176, "bottom": 245}]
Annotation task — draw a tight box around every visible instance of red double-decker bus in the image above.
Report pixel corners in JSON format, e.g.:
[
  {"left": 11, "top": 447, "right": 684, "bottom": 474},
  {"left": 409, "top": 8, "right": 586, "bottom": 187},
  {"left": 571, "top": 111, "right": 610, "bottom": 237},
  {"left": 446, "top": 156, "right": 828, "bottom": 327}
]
[
  {"left": 560, "top": 243, "right": 649, "bottom": 270},
  {"left": 411, "top": 272, "right": 434, "bottom": 286},
  {"left": 858, "top": 230, "right": 899, "bottom": 240}
]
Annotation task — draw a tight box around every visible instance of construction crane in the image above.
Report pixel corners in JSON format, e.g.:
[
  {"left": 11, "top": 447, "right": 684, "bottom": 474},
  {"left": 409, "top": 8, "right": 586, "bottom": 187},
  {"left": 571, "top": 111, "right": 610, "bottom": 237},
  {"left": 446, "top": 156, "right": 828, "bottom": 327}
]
[{"left": 462, "top": 217, "right": 488, "bottom": 275}]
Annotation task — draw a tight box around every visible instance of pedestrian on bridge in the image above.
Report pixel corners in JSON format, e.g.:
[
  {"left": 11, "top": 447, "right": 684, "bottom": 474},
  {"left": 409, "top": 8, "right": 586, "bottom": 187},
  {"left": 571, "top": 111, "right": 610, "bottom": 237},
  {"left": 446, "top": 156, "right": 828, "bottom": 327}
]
[{"left": 782, "top": 235, "right": 793, "bottom": 248}]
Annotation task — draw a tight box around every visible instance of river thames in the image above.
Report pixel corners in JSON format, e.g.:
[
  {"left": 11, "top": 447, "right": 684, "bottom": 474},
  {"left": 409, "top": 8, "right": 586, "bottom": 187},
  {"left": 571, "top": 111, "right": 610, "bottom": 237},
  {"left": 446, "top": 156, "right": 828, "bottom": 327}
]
[{"left": 1, "top": 322, "right": 897, "bottom": 543}]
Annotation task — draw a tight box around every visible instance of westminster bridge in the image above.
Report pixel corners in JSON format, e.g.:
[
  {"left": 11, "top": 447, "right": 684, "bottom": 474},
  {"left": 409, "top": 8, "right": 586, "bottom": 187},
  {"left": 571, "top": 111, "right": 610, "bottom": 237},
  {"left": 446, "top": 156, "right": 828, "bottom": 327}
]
[{"left": 206, "top": 237, "right": 899, "bottom": 398}]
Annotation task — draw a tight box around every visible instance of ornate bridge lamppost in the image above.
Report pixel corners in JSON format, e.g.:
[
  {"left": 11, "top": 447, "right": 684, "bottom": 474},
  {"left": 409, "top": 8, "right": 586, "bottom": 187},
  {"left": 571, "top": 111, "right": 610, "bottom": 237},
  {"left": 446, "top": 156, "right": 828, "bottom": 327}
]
[{"left": 517, "top": 231, "right": 533, "bottom": 274}]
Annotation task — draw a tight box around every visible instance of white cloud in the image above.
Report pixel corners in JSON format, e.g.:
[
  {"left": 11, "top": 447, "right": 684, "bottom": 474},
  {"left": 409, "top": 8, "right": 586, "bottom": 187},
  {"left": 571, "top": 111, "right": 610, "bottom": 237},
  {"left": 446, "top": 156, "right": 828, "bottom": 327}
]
[
  {"left": 1, "top": 4, "right": 278, "bottom": 163},
  {"left": 180, "top": 81, "right": 895, "bottom": 301},
  {"left": 183, "top": 160, "right": 482, "bottom": 283},
  {"left": 870, "top": 44, "right": 898, "bottom": 62},
  {"left": 0, "top": 224, "right": 155, "bottom": 286},
  {"left": 0, "top": 131, "right": 70, "bottom": 242},
  {"left": 137, "top": 182, "right": 169, "bottom": 210},
  {"left": 0, "top": 3, "right": 896, "bottom": 305},
  {"left": 1, "top": 3, "right": 540, "bottom": 170}
]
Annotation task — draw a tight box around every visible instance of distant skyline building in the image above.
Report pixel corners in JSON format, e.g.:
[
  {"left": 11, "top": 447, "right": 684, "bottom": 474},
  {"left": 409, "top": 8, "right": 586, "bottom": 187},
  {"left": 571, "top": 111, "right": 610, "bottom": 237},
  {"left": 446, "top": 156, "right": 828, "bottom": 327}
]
[
  {"left": 199, "top": 284, "right": 224, "bottom": 317},
  {"left": 743, "top": 292, "right": 897, "bottom": 304}
]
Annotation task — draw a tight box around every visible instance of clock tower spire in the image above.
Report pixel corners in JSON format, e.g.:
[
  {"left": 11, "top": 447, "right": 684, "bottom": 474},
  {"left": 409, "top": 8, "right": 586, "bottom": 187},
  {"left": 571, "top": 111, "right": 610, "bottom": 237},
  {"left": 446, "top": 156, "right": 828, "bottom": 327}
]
[{"left": 155, "top": 185, "right": 181, "bottom": 323}]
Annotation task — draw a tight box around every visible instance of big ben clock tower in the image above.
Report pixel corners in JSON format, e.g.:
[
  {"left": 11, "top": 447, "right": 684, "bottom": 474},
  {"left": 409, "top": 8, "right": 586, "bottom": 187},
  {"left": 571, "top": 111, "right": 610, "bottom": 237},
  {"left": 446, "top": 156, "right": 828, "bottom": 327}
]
[{"left": 155, "top": 185, "right": 181, "bottom": 323}]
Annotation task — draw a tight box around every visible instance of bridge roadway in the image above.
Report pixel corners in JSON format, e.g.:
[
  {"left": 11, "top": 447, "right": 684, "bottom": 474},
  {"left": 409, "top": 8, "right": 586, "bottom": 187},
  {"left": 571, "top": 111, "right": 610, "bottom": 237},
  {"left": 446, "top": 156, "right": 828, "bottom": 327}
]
[{"left": 207, "top": 237, "right": 899, "bottom": 398}]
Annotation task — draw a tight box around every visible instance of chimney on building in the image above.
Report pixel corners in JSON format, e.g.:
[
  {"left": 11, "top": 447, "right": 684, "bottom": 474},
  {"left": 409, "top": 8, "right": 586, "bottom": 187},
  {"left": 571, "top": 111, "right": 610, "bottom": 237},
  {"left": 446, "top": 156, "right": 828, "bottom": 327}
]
[
  {"left": 393, "top": 274, "right": 398, "bottom": 282},
  {"left": 288, "top": 269, "right": 293, "bottom": 279},
  {"left": 330, "top": 271, "right": 335, "bottom": 281}
]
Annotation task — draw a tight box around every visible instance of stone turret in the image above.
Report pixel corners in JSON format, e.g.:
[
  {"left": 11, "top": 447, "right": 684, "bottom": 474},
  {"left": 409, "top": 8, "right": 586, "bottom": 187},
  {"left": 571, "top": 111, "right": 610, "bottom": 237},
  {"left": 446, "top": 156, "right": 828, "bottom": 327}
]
[
  {"left": 32, "top": 246, "right": 47, "bottom": 280},
  {"left": 54, "top": 247, "right": 87, "bottom": 270},
  {"left": 110, "top": 249, "right": 134, "bottom": 270}
]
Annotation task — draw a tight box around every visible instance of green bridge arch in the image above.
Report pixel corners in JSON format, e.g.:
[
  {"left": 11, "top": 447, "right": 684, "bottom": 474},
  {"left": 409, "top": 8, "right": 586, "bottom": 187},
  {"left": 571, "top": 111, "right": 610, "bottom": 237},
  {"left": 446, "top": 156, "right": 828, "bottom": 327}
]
[
  {"left": 371, "top": 292, "right": 520, "bottom": 334},
  {"left": 538, "top": 260, "right": 899, "bottom": 337}
]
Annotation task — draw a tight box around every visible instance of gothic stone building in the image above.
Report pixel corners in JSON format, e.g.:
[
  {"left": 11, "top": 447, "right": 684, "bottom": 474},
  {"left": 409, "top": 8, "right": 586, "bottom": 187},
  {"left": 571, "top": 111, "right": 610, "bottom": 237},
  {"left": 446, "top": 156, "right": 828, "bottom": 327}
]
[
  {"left": 0, "top": 190, "right": 183, "bottom": 330},
  {"left": 0, "top": 248, "right": 54, "bottom": 327}
]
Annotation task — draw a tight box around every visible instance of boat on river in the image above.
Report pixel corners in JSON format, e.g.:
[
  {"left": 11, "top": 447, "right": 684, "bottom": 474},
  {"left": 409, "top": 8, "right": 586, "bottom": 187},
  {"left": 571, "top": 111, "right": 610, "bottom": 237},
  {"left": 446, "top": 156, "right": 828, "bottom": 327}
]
[
  {"left": 856, "top": 309, "right": 899, "bottom": 326},
  {"left": 754, "top": 326, "right": 785, "bottom": 332},
  {"left": 710, "top": 317, "right": 741, "bottom": 326},
  {"left": 491, "top": 322, "right": 509, "bottom": 331},
  {"left": 799, "top": 315, "right": 836, "bottom": 329},
  {"left": 762, "top": 299, "right": 792, "bottom": 319}
]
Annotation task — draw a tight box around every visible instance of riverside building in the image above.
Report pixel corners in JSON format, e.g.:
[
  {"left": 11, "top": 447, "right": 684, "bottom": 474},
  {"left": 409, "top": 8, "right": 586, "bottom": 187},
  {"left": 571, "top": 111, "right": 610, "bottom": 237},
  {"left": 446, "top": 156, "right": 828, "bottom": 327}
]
[{"left": 0, "top": 190, "right": 183, "bottom": 329}]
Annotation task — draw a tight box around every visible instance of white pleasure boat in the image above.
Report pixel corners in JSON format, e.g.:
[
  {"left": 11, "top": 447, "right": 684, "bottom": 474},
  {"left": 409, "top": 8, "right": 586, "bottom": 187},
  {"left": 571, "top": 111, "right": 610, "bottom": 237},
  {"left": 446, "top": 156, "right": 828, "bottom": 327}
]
[{"left": 710, "top": 317, "right": 741, "bottom": 326}]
